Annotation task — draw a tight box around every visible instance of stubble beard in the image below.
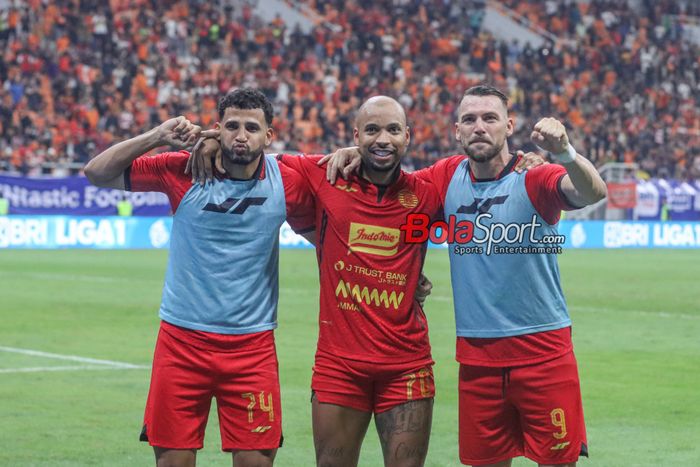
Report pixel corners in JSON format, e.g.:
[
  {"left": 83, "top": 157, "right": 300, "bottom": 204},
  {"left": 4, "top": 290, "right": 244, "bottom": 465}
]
[
  {"left": 464, "top": 139, "right": 505, "bottom": 163},
  {"left": 221, "top": 145, "right": 262, "bottom": 166}
]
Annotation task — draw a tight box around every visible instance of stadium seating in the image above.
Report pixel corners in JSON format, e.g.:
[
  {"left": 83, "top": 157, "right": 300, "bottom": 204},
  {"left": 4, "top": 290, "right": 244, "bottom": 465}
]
[{"left": 0, "top": 0, "right": 698, "bottom": 180}]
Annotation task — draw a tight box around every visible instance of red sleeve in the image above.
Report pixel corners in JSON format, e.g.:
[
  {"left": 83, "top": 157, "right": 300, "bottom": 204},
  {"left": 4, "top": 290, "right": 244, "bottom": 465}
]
[
  {"left": 524, "top": 164, "right": 578, "bottom": 225},
  {"left": 127, "top": 151, "right": 193, "bottom": 212},
  {"left": 277, "top": 154, "right": 320, "bottom": 233},
  {"left": 413, "top": 155, "right": 465, "bottom": 203}
]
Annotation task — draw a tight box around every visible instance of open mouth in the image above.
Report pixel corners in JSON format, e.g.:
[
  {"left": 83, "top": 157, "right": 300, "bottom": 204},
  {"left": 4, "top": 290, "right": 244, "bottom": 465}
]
[{"left": 370, "top": 148, "right": 394, "bottom": 159}]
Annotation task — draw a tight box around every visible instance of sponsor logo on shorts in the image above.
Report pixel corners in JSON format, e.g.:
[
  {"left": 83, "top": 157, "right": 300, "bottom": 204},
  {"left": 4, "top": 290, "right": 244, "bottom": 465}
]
[
  {"left": 348, "top": 222, "right": 400, "bottom": 257},
  {"left": 335, "top": 279, "right": 405, "bottom": 310},
  {"left": 252, "top": 426, "right": 272, "bottom": 433},
  {"left": 550, "top": 441, "right": 571, "bottom": 451},
  {"left": 397, "top": 189, "right": 419, "bottom": 208}
]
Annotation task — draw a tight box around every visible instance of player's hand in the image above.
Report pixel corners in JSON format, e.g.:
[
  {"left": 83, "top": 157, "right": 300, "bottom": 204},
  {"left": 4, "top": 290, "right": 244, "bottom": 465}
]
[
  {"left": 514, "top": 151, "right": 548, "bottom": 173},
  {"left": 415, "top": 273, "right": 433, "bottom": 307},
  {"left": 185, "top": 129, "right": 224, "bottom": 185},
  {"left": 317, "top": 146, "right": 362, "bottom": 184},
  {"left": 530, "top": 117, "right": 569, "bottom": 155},
  {"left": 155, "top": 116, "right": 201, "bottom": 150}
]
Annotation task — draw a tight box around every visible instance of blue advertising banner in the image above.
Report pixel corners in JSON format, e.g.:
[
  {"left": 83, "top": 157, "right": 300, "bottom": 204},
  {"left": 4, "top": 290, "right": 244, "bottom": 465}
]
[
  {"left": 557, "top": 220, "right": 700, "bottom": 249},
  {"left": 0, "top": 175, "right": 171, "bottom": 216},
  {"left": 1, "top": 217, "right": 699, "bottom": 250}
]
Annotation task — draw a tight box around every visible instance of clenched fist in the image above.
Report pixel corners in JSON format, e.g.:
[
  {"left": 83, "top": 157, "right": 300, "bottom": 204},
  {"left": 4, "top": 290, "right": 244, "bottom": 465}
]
[
  {"left": 530, "top": 117, "right": 570, "bottom": 155},
  {"left": 155, "top": 116, "right": 201, "bottom": 150}
]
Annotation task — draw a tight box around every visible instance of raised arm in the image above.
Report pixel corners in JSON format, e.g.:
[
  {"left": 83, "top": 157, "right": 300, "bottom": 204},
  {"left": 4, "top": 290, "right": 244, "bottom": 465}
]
[
  {"left": 531, "top": 117, "right": 607, "bottom": 207},
  {"left": 84, "top": 116, "right": 200, "bottom": 188}
]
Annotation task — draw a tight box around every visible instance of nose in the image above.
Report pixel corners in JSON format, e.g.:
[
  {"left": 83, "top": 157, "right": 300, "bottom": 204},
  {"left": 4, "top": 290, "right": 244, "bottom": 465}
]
[
  {"left": 375, "top": 130, "right": 391, "bottom": 145},
  {"left": 235, "top": 130, "right": 248, "bottom": 142},
  {"left": 473, "top": 119, "right": 486, "bottom": 134}
]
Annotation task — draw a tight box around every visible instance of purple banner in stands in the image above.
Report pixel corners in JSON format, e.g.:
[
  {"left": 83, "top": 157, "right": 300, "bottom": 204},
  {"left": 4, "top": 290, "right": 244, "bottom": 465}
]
[
  {"left": 0, "top": 175, "right": 171, "bottom": 216},
  {"left": 634, "top": 179, "right": 700, "bottom": 221}
]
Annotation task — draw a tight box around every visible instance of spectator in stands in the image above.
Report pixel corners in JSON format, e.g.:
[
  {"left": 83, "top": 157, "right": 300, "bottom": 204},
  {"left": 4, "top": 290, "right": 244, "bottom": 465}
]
[{"left": 0, "top": 0, "right": 698, "bottom": 181}]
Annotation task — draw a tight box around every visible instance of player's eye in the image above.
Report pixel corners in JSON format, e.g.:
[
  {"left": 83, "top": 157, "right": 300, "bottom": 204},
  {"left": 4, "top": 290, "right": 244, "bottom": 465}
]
[
  {"left": 246, "top": 124, "right": 260, "bottom": 132},
  {"left": 226, "top": 122, "right": 239, "bottom": 130}
]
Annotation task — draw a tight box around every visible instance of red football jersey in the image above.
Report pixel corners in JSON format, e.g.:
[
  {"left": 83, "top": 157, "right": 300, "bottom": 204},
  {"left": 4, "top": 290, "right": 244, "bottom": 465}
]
[{"left": 280, "top": 155, "right": 442, "bottom": 363}]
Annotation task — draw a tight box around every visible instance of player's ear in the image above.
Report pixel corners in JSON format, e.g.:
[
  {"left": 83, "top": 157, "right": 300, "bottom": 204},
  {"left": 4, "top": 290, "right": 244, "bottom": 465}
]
[
  {"left": 353, "top": 127, "right": 359, "bottom": 146},
  {"left": 455, "top": 122, "right": 461, "bottom": 143},
  {"left": 405, "top": 126, "right": 410, "bottom": 145},
  {"left": 214, "top": 121, "right": 221, "bottom": 130},
  {"left": 506, "top": 115, "right": 514, "bottom": 137},
  {"left": 265, "top": 127, "right": 274, "bottom": 147}
]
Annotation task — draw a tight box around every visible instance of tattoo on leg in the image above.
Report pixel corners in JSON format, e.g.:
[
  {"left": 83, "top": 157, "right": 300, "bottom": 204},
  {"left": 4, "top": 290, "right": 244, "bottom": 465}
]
[
  {"left": 316, "top": 445, "right": 346, "bottom": 459},
  {"left": 394, "top": 441, "right": 427, "bottom": 461},
  {"left": 376, "top": 400, "right": 432, "bottom": 441}
]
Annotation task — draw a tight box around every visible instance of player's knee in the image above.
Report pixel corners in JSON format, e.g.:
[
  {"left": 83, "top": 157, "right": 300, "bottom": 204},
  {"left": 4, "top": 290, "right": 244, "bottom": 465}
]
[
  {"left": 154, "top": 448, "right": 196, "bottom": 467},
  {"left": 384, "top": 440, "right": 429, "bottom": 467},
  {"left": 315, "top": 443, "right": 356, "bottom": 467},
  {"left": 231, "top": 449, "right": 276, "bottom": 467}
]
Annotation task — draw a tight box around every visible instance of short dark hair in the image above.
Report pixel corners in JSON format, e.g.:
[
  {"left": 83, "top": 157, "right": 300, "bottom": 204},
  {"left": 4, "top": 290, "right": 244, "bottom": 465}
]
[
  {"left": 218, "top": 88, "right": 274, "bottom": 125},
  {"left": 462, "top": 85, "right": 509, "bottom": 108}
]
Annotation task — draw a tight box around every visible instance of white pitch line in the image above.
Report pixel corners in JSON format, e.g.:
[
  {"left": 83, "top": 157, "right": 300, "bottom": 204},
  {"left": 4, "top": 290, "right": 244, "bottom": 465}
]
[
  {"left": 0, "top": 365, "right": 148, "bottom": 374},
  {"left": 0, "top": 346, "right": 147, "bottom": 369}
]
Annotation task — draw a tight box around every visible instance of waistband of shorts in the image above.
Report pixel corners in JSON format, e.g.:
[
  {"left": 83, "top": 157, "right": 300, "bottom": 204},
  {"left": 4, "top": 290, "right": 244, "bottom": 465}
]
[{"left": 160, "top": 320, "right": 275, "bottom": 353}]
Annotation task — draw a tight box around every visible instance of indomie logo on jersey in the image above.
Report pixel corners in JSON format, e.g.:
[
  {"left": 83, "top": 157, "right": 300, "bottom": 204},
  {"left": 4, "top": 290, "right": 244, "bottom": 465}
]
[
  {"left": 457, "top": 195, "right": 509, "bottom": 214},
  {"left": 348, "top": 222, "right": 400, "bottom": 256},
  {"left": 202, "top": 197, "right": 267, "bottom": 214},
  {"left": 335, "top": 279, "right": 405, "bottom": 310}
]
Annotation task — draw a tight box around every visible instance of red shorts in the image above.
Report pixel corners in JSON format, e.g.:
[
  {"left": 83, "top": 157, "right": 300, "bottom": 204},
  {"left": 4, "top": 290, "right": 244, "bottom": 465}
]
[
  {"left": 458, "top": 351, "right": 587, "bottom": 466},
  {"left": 311, "top": 349, "right": 435, "bottom": 413},
  {"left": 141, "top": 322, "right": 282, "bottom": 451}
]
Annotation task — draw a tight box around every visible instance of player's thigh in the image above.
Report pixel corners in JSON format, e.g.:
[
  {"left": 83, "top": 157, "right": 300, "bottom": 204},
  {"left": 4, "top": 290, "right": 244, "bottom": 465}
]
[
  {"left": 458, "top": 364, "right": 523, "bottom": 466},
  {"left": 215, "top": 344, "right": 283, "bottom": 452},
  {"left": 144, "top": 329, "right": 215, "bottom": 449},
  {"left": 511, "top": 352, "right": 587, "bottom": 465},
  {"left": 231, "top": 448, "right": 276, "bottom": 467},
  {"left": 311, "top": 350, "right": 374, "bottom": 412},
  {"left": 312, "top": 394, "right": 373, "bottom": 467},
  {"left": 374, "top": 398, "right": 433, "bottom": 467}
]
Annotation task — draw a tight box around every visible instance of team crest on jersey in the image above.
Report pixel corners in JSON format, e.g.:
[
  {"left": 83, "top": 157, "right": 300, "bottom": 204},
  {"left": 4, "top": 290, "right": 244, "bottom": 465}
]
[
  {"left": 348, "top": 222, "right": 400, "bottom": 257},
  {"left": 397, "top": 189, "right": 419, "bottom": 209}
]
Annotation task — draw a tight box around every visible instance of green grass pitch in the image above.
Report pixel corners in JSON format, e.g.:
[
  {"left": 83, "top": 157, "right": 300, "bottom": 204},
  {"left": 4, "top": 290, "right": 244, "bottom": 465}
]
[{"left": 0, "top": 248, "right": 699, "bottom": 466}]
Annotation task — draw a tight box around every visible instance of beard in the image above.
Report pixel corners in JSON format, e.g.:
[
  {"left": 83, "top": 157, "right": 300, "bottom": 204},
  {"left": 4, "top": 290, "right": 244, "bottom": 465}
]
[
  {"left": 361, "top": 151, "right": 401, "bottom": 173},
  {"left": 464, "top": 139, "right": 504, "bottom": 163},
  {"left": 221, "top": 144, "right": 262, "bottom": 166}
]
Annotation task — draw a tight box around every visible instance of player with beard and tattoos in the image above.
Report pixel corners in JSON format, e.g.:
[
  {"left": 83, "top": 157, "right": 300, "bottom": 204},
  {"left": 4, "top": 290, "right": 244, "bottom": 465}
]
[
  {"left": 324, "top": 84, "right": 607, "bottom": 467},
  {"left": 84, "top": 88, "right": 316, "bottom": 467}
]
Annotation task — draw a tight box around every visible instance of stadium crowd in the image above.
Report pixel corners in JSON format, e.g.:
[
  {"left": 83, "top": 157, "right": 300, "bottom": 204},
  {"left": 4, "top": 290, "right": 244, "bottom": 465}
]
[{"left": 1, "top": 0, "right": 699, "bottom": 179}]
